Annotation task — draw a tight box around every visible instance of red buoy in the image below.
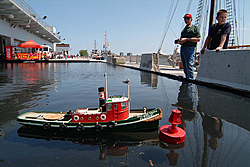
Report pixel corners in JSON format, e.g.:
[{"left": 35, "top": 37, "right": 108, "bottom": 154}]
[{"left": 159, "top": 109, "right": 186, "bottom": 144}]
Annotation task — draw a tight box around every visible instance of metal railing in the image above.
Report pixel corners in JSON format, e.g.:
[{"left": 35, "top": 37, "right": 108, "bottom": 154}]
[{"left": 10, "top": 0, "right": 60, "bottom": 39}]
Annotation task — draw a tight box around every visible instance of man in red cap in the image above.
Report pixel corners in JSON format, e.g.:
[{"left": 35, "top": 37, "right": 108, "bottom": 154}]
[{"left": 174, "top": 13, "right": 201, "bottom": 80}]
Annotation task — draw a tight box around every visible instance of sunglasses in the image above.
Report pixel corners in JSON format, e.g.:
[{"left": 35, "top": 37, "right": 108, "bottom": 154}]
[{"left": 184, "top": 17, "right": 191, "bottom": 20}]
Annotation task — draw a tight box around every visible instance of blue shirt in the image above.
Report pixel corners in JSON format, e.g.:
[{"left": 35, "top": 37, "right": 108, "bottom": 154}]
[{"left": 208, "top": 22, "right": 231, "bottom": 49}]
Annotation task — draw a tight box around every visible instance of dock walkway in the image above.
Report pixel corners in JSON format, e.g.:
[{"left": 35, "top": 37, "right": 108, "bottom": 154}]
[{"left": 121, "top": 61, "right": 197, "bottom": 78}]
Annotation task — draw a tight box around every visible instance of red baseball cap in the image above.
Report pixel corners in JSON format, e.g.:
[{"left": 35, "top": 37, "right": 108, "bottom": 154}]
[{"left": 183, "top": 13, "right": 192, "bottom": 19}]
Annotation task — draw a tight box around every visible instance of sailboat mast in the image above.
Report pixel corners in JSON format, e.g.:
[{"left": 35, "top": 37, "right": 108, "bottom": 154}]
[
  {"left": 209, "top": 0, "right": 215, "bottom": 27},
  {"left": 94, "top": 40, "right": 97, "bottom": 51}
]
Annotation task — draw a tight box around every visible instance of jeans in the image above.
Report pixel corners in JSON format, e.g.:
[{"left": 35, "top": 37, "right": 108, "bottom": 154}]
[
  {"left": 177, "top": 82, "right": 198, "bottom": 111},
  {"left": 180, "top": 46, "right": 196, "bottom": 79}
]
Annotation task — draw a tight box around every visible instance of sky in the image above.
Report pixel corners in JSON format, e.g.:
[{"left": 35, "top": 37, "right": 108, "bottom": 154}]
[{"left": 24, "top": 0, "right": 250, "bottom": 55}]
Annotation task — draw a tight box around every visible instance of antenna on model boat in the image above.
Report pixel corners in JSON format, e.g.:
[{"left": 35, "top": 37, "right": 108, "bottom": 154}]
[
  {"left": 104, "top": 73, "right": 108, "bottom": 100},
  {"left": 123, "top": 79, "right": 130, "bottom": 99}
]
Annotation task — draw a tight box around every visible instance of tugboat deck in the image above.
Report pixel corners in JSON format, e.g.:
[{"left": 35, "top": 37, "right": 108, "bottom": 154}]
[{"left": 18, "top": 109, "right": 152, "bottom": 122}]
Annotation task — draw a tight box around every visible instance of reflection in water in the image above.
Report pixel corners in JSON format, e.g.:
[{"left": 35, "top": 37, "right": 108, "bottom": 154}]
[
  {"left": 174, "top": 82, "right": 250, "bottom": 166},
  {"left": 0, "top": 63, "right": 57, "bottom": 111},
  {"left": 18, "top": 126, "right": 159, "bottom": 166},
  {"left": 201, "top": 112, "right": 223, "bottom": 150},
  {"left": 0, "top": 63, "right": 250, "bottom": 166},
  {"left": 159, "top": 141, "right": 185, "bottom": 166},
  {"left": 0, "top": 63, "right": 57, "bottom": 140},
  {"left": 198, "top": 85, "right": 250, "bottom": 131},
  {"left": 173, "top": 82, "right": 198, "bottom": 130},
  {"left": 140, "top": 71, "right": 158, "bottom": 88}
]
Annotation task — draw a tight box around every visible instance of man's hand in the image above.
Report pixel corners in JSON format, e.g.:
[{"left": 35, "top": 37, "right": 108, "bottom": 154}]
[
  {"left": 180, "top": 38, "right": 187, "bottom": 44},
  {"left": 216, "top": 46, "right": 222, "bottom": 52}
]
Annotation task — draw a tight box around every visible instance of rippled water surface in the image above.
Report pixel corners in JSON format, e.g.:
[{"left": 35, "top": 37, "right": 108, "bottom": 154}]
[{"left": 0, "top": 62, "right": 250, "bottom": 167}]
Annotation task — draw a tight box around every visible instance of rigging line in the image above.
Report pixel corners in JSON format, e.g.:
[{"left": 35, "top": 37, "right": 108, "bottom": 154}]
[
  {"left": 176, "top": 117, "right": 199, "bottom": 167},
  {"left": 158, "top": 0, "right": 179, "bottom": 51},
  {"left": 222, "top": 126, "right": 241, "bottom": 165},
  {"left": 214, "top": 119, "right": 228, "bottom": 166},
  {"left": 194, "top": 119, "right": 202, "bottom": 153},
  {"left": 158, "top": 0, "right": 174, "bottom": 50},
  {"left": 169, "top": 27, "right": 178, "bottom": 38},
  {"left": 200, "top": 0, "right": 210, "bottom": 49},
  {"left": 158, "top": 0, "right": 175, "bottom": 51},
  {"left": 242, "top": 0, "right": 245, "bottom": 44},
  {"left": 180, "top": 149, "right": 191, "bottom": 167},
  {"left": 188, "top": 123, "right": 198, "bottom": 167},
  {"left": 178, "top": 0, "right": 193, "bottom": 34},
  {"left": 220, "top": 119, "right": 231, "bottom": 160},
  {"left": 193, "top": 120, "right": 200, "bottom": 167},
  {"left": 160, "top": 77, "right": 170, "bottom": 104},
  {"left": 159, "top": 77, "right": 171, "bottom": 120},
  {"left": 210, "top": 149, "right": 217, "bottom": 167},
  {"left": 214, "top": 0, "right": 218, "bottom": 22},
  {"left": 199, "top": 0, "right": 206, "bottom": 28},
  {"left": 223, "top": 127, "right": 241, "bottom": 162},
  {"left": 186, "top": 0, "right": 193, "bottom": 13},
  {"left": 215, "top": 137, "right": 224, "bottom": 167},
  {"left": 237, "top": 0, "right": 240, "bottom": 44},
  {"left": 233, "top": 0, "right": 239, "bottom": 46},
  {"left": 192, "top": 113, "right": 203, "bottom": 167},
  {"left": 227, "top": 132, "right": 250, "bottom": 166}
]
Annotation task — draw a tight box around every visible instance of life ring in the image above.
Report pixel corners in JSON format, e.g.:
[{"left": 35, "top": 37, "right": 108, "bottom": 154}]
[
  {"left": 73, "top": 115, "right": 79, "bottom": 121},
  {"left": 59, "top": 124, "right": 67, "bottom": 131},
  {"left": 43, "top": 122, "right": 51, "bottom": 130},
  {"left": 107, "top": 121, "right": 115, "bottom": 129},
  {"left": 76, "top": 124, "right": 84, "bottom": 131},
  {"left": 95, "top": 124, "right": 103, "bottom": 132},
  {"left": 100, "top": 114, "right": 106, "bottom": 120}
]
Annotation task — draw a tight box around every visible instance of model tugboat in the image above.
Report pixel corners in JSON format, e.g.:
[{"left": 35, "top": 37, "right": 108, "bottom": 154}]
[{"left": 17, "top": 74, "right": 162, "bottom": 132}]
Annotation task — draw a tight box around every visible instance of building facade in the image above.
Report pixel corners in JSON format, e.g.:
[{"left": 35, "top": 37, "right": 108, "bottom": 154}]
[
  {"left": 56, "top": 44, "right": 71, "bottom": 56},
  {"left": 0, "top": 0, "right": 61, "bottom": 60}
]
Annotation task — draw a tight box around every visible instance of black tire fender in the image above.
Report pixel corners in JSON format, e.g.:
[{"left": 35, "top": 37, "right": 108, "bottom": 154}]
[
  {"left": 43, "top": 122, "right": 51, "bottom": 130},
  {"left": 76, "top": 124, "right": 84, "bottom": 131},
  {"left": 59, "top": 124, "right": 67, "bottom": 131},
  {"left": 107, "top": 121, "right": 115, "bottom": 129},
  {"left": 95, "top": 124, "right": 103, "bottom": 132}
]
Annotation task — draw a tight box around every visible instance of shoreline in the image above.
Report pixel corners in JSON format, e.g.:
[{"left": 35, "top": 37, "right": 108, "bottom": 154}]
[{"left": 1, "top": 57, "right": 249, "bottom": 97}]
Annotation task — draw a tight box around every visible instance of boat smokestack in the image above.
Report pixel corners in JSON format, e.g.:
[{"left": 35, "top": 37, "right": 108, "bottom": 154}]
[{"left": 98, "top": 87, "right": 106, "bottom": 112}]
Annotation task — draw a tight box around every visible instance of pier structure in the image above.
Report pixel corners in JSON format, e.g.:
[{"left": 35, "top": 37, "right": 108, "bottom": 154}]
[{"left": 196, "top": 49, "right": 250, "bottom": 91}]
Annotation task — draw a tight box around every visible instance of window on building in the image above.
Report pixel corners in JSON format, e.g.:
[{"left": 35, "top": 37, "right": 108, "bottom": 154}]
[{"left": 114, "top": 104, "right": 118, "bottom": 109}]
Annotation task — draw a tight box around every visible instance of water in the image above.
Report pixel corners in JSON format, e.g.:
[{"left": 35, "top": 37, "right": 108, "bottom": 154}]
[{"left": 0, "top": 62, "right": 250, "bottom": 167}]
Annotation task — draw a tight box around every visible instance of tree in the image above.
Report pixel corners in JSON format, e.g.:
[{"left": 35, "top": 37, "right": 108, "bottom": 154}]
[{"left": 79, "top": 50, "right": 89, "bottom": 56}]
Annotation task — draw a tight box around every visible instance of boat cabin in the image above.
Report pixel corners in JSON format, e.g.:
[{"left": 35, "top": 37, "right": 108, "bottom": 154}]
[{"left": 71, "top": 94, "right": 130, "bottom": 123}]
